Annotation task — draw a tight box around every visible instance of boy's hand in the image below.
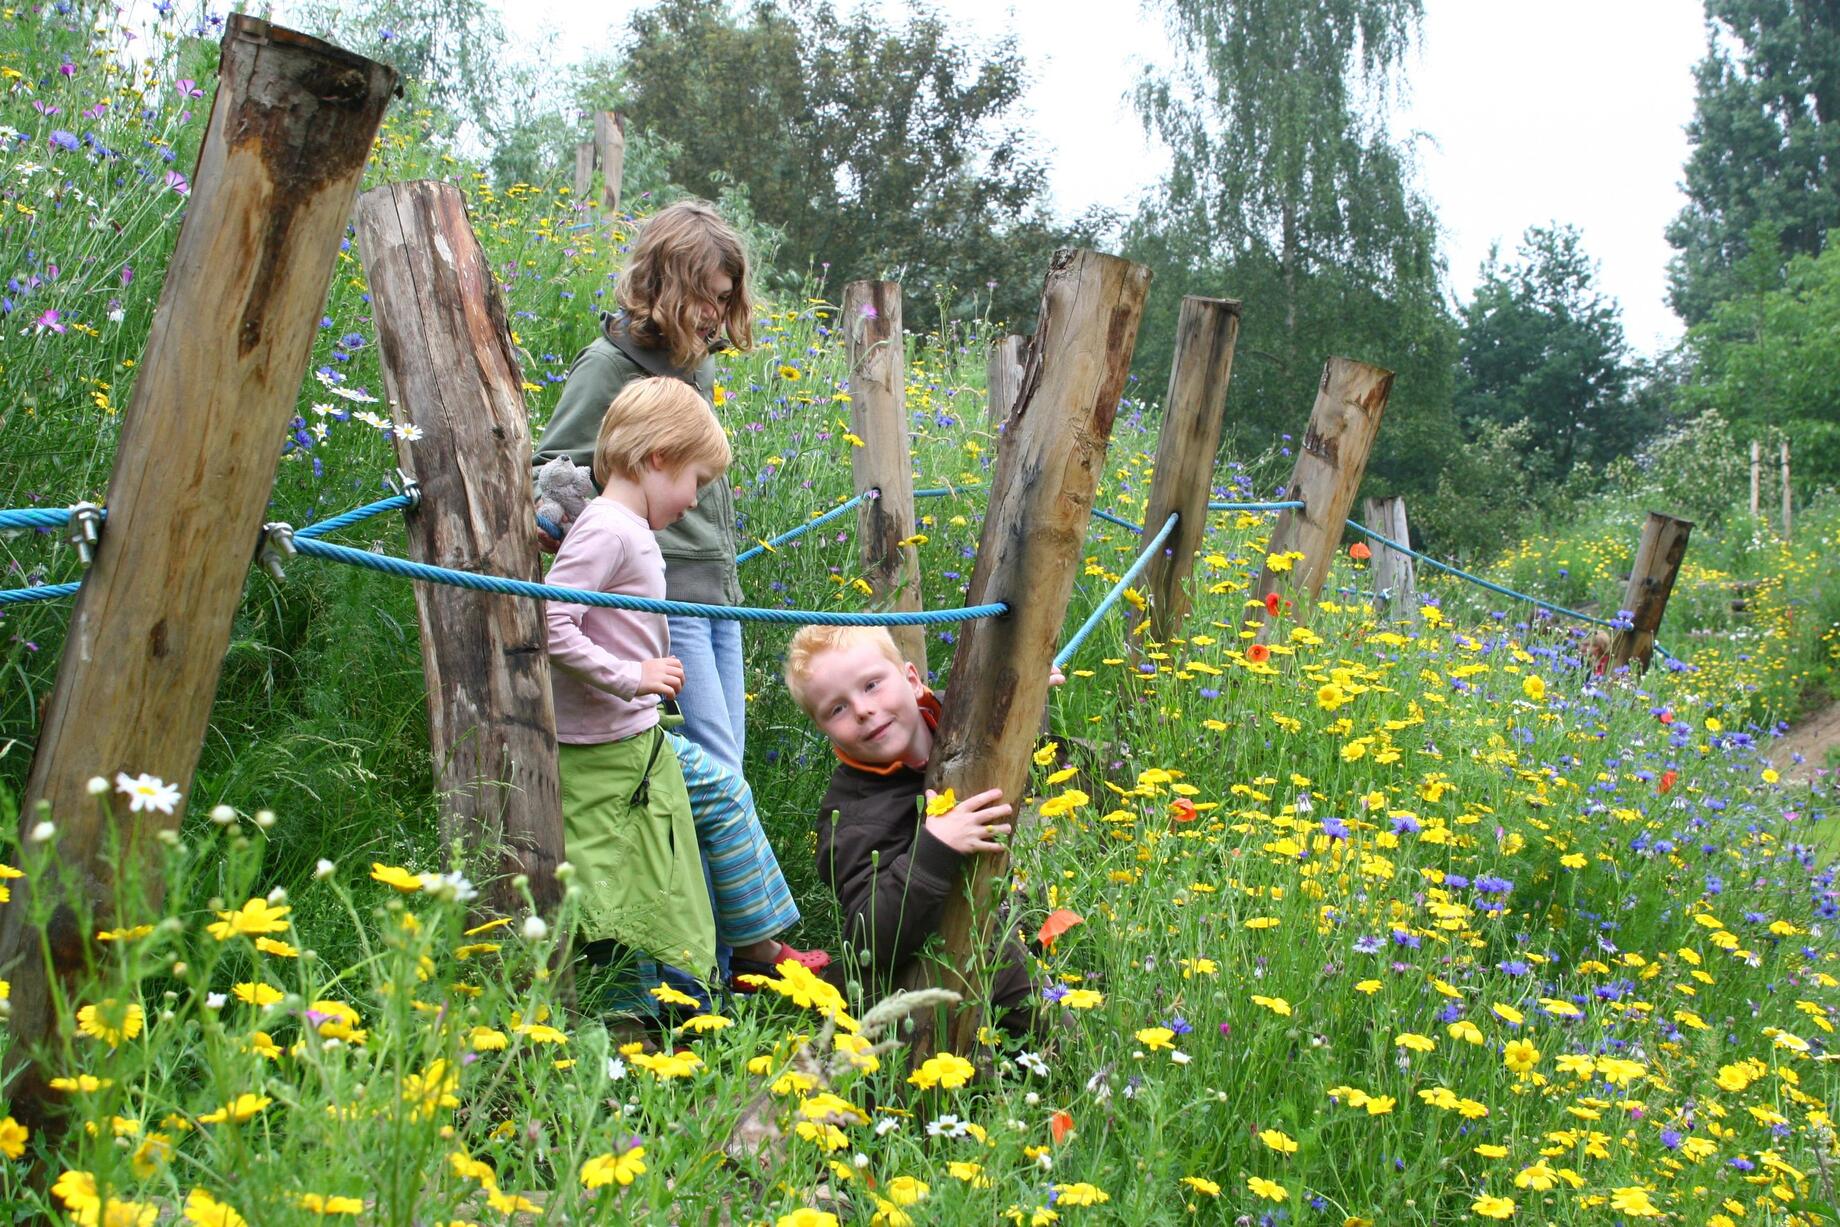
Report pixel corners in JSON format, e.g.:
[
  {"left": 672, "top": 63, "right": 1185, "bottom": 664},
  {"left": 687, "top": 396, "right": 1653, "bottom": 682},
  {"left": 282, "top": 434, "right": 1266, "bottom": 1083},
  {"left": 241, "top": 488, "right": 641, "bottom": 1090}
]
[
  {"left": 637, "top": 656, "right": 685, "bottom": 698},
  {"left": 924, "top": 787, "right": 1013, "bottom": 855},
  {"left": 1048, "top": 664, "right": 1066, "bottom": 688}
]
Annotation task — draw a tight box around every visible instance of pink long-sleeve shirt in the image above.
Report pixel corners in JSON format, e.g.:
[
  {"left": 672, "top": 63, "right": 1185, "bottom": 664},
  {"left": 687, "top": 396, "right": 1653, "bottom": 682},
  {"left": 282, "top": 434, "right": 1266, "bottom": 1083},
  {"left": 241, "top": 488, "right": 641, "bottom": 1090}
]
[{"left": 545, "top": 496, "right": 666, "bottom": 745}]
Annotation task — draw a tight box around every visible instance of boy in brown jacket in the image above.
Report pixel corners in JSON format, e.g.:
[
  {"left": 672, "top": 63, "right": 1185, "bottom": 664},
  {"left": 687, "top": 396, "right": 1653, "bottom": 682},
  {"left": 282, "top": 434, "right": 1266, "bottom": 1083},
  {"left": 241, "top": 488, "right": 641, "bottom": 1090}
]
[{"left": 783, "top": 626, "right": 1037, "bottom": 1022}]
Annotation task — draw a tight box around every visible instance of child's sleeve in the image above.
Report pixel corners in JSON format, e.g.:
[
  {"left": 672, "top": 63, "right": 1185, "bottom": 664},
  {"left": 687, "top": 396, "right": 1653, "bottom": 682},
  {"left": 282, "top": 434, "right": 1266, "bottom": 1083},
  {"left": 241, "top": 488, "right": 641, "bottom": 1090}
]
[
  {"left": 816, "top": 800, "right": 961, "bottom": 981},
  {"left": 545, "top": 517, "right": 643, "bottom": 699}
]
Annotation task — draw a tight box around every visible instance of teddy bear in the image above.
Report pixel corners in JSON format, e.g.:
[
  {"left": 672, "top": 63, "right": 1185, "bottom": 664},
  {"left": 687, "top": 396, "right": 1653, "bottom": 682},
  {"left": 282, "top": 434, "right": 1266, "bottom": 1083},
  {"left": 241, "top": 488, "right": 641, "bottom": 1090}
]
[{"left": 534, "top": 455, "right": 595, "bottom": 539}]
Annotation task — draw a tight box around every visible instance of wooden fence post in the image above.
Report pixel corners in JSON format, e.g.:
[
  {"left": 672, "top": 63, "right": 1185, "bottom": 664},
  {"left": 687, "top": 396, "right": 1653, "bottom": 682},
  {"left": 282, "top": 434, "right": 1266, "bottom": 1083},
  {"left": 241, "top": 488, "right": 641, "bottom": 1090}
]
[
  {"left": 986, "top": 334, "right": 1030, "bottom": 426},
  {"left": 895, "top": 250, "right": 1151, "bottom": 1055},
  {"left": 1781, "top": 440, "right": 1792, "bottom": 540},
  {"left": 1361, "top": 495, "right": 1416, "bottom": 618},
  {"left": 0, "top": 17, "right": 395, "bottom": 1129},
  {"left": 1610, "top": 512, "right": 1693, "bottom": 672},
  {"left": 1251, "top": 358, "right": 1394, "bottom": 629},
  {"left": 572, "top": 140, "right": 594, "bottom": 201},
  {"left": 1750, "top": 439, "right": 1762, "bottom": 518},
  {"left": 843, "top": 280, "right": 927, "bottom": 670},
  {"left": 354, "top": 181, "right": 566, "bottom": 921},
  {"left": 1135, "top": 296, "right": 1240, "bottom": 645},
  {"left": 594, "top": 110, "right": 626, "bottom": 215}
]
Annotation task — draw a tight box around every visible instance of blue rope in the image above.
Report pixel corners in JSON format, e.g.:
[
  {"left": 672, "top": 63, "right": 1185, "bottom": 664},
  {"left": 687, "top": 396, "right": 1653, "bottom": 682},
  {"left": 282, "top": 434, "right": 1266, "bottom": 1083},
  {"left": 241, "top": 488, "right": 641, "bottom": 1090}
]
[
  {"left": 296, "top": 494, "right": 415, "bottom": 540},
  {"left": 1208, "top": 500, "right": 1306, "bottom": 513},
  {"left": 0, "top": 508, "right": 72, "bottom": 531},
  {"left": 736, "top": 493, "right": 866, "bottom": 565},
  {"left": 293, "top": 536, "right": 1008, "bottom": 626},
  {"left": 1092, "top": 508, "right": 1144, "bottom": 533},
  {"left": 0, "top": 581, "right": 81, "bottom": 606},
  {"left": 1054, "top": 513, "right": 1179, "bottom": 670}
]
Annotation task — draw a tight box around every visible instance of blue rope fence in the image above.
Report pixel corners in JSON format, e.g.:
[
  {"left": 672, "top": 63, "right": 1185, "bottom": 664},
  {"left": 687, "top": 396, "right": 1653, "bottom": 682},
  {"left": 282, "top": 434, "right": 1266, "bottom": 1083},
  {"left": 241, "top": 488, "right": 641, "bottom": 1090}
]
[
  {"left": 736, "top": 493, "right": 866, "bottom": 565},
  {"left": 0, "top": 507, "right": 74, "bottom": 532},
  {"left": 1055, "top": 512, "right": 1180, "bottom": 670}
]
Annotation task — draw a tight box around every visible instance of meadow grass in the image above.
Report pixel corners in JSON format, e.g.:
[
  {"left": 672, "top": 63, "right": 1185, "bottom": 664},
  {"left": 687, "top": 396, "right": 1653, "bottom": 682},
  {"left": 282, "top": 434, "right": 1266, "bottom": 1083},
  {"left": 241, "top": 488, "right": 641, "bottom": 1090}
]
[{"left": 0, "top": 7, "right": 1837, "bottom": 1225}]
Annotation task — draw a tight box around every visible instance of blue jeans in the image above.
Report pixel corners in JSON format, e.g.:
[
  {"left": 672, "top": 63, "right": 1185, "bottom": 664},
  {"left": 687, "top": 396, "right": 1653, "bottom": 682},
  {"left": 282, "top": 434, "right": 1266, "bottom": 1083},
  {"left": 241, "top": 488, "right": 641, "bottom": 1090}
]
[{"left": 667, "top": 616, "right": 747, "bottom": 776}]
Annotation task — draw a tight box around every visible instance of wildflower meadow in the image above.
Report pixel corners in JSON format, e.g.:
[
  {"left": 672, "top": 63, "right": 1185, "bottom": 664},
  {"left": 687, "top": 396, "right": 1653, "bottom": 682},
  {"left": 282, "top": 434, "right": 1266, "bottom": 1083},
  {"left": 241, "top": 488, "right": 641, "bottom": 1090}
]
[{"left": 0, "top": 7, "right": 1837, "bottom": 1226}]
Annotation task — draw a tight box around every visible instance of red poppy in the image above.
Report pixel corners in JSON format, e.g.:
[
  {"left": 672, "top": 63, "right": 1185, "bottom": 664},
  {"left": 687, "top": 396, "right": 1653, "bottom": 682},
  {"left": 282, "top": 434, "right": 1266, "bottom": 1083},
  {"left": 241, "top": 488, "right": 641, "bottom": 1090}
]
[
  {"left": 1659, "top": 711, "right": 1675, "bottom": 725},
  {"left": 1037, "top": 908, "right": 1085, "bottom": 950},
  {"left": 1658, "top": 770, "right": 1677, "bottom": 794},
  {"left": 1170, "top": 798, "right": 1198, "bottom": 823},
  {"left": 1349, "top": 542, "right": 1371, "bottom": 560},
  {"left": 1246, "top": 643, "right": 1271, "bottom": 664},
  {"left": 1050, "top": 1110, "right": 1074, "bottom": 1145},
  {"left": 1264, "top": 591, "right": 1282, "bottom": 617}
]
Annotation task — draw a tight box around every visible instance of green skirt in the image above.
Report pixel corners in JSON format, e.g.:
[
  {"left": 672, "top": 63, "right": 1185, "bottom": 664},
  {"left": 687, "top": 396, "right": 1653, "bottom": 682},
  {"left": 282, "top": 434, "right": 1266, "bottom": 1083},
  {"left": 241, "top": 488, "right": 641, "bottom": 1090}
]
[{"left": 559, "top": 729, "right": 716, "bottom": 977}]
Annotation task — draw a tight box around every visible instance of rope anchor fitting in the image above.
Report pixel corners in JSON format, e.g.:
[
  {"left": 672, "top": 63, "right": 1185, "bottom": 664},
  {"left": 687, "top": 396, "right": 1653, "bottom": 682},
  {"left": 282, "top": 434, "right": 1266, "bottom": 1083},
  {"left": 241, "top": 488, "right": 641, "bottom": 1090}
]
[
  {"left": 387, "top": 468, "right": 422, "bottom": 509},
  {"left": 65, "top": 501, "right": 102, "bottom": 565},
  {"left": 257, "top": 522, "right": 297, "bottom": 582}
]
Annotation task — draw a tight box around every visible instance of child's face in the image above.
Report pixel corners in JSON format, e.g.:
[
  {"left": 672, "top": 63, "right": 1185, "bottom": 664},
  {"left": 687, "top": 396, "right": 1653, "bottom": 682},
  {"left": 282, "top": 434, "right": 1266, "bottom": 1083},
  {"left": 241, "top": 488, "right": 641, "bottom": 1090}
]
[
  {"left": 695, "top": 272, "right": 735, "bottom": 342},
  {"left": 639, "top": 455, "right": 718, "bottom": 531},
  {"left": 802, "top": 642, "right": 929, "bottom": 766}
]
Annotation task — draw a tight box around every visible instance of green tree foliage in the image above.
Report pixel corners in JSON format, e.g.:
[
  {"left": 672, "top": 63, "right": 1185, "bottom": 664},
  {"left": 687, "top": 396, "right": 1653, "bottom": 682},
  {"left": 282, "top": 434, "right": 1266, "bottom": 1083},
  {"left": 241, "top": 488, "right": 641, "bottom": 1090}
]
[
  {"left": 1680, "top": 239, "right": 1840, "bottom": 488},
  {"left": 1125, "top": 0, "right": 1457, "bottom": 513},
  {"left": 1455, "top": 225, "right": 1646, "bottom": 484},
  {"left": 600, "top": 0, "right": 1082, "bottom": 323},
  {"left": 1666, "top": 0, "right": 1840, "bottom": 324}
]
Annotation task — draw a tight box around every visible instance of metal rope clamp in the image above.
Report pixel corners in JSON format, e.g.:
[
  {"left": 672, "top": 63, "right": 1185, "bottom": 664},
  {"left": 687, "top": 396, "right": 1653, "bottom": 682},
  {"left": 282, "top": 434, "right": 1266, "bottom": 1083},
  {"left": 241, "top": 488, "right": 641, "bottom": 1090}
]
[
  {"left": 387, "top": 467, "right": 422, "bottom": 510},
  {"left": 257, "top": 522, "right": 297, "bottom": 582},
  {"left": 65, "top": 501, "right": 103, "bottom": 565}
]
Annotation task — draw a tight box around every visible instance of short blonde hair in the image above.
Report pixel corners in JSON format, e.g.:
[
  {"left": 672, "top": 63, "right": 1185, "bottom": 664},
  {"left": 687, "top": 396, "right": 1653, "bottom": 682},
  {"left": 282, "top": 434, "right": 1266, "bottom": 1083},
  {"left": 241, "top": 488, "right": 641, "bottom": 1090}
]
[
  {"left": 784, "top": 625, "right": 904, "bottom": 715},
  {"left": 593, "top": 376, "right": 731, "bottom": 487},
  {"left": 620, "top": 200, "right": 755, "bottom": 368}
]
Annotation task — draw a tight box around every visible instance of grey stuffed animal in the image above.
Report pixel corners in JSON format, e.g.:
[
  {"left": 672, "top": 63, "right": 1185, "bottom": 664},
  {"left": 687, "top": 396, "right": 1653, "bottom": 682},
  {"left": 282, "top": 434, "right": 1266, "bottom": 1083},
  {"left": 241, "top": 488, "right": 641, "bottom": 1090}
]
[{"left": 534, "top": 456, "right": 596, "bottom": 537}]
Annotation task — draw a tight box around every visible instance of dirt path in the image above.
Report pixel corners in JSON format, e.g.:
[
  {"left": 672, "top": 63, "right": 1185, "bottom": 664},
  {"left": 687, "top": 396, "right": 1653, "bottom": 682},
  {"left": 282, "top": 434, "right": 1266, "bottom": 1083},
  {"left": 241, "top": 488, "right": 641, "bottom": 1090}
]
[{"left": 1771, "top": 700, "right": 1840, "bottom": 786}]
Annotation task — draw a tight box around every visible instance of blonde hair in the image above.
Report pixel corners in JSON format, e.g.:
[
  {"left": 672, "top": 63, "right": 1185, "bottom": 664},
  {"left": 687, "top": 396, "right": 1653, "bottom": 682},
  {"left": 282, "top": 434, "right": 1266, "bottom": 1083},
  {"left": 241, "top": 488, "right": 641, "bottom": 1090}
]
[
  {"left": 784, "top": 625, "right": 904, "bottom": 714},
  {"left": 593, "top": 376, "right": 731, "bottom": 487},
  {"left": 620, "top": 200, "right": 755, "bottom": 368}
]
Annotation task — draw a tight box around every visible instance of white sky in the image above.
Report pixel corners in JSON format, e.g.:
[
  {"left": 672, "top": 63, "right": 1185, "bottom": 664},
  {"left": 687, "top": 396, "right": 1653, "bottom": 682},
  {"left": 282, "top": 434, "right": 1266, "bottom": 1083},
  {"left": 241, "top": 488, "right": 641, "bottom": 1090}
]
[{"left": 462, "top": 1, "right": 1710, "bottom": 355}]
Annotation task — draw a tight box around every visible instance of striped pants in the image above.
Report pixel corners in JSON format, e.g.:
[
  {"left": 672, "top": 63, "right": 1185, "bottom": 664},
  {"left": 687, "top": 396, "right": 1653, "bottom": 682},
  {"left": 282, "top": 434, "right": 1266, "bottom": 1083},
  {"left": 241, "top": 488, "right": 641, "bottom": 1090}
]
[{"left": 668, "top": 732, "right": 799, "bottom": 947}]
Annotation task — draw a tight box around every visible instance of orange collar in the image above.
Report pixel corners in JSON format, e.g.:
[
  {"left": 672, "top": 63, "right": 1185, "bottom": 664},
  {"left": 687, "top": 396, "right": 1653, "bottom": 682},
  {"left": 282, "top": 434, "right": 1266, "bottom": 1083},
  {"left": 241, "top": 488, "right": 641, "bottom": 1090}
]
[{"left": 833, "top": 689, "right": 941, "bottom": 775}]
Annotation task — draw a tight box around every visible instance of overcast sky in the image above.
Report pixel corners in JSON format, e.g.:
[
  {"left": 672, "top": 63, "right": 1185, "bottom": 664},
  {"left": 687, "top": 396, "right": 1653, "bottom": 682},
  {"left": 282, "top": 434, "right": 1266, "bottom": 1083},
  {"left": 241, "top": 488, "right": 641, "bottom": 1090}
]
[{"left": 495, "top": 1, "right": 1709, "bottom": 355}]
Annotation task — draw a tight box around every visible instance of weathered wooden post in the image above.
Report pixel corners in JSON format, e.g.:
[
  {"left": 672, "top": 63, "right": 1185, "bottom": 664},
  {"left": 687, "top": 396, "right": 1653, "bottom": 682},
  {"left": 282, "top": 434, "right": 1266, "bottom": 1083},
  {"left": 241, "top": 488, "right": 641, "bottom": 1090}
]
[
  {"left": 594, "top": 110, "right": 626, "bottom": 215},
  {"left": 843, "top": 280, "right": 927, "bottom": 670},
  {"left": 1781, "top": 440, "right": 1792, "bottom": 540},
  {"left": 572, "top": 140, "right": 594, "bottom": 201},
  {"left": 986, "top": 334, "right": 1030, "bottom": 426},
  {"left": 1361, "top": 495, "right": 1416, "bottom": 618},
  {"left": 354, "top": 181, "right": 566, "bottom": 922},
  {"left": 0, "top": 17, "right": 395, "bottom": 1128},
  {"left": 896, "top": 250, "right": 1151, "bottom": 1055},
  {"left": 1609, "top": 512, "right": 1693, "bottom": 672},
  {"left": 1750, "top": 439, "right": 1762, "bottom": 518},
  {"left": 1251, "top": 358, "right": 1394, "bottom": 629},
  {"left": 1134, "top": 296, "right": 1240, "bottom": 645}
]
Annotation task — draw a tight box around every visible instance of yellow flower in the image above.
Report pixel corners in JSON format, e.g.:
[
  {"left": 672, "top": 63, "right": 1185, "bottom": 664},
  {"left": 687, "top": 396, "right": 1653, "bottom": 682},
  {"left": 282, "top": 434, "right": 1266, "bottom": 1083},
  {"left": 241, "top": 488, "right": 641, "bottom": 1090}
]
[
  {"left": 1258, "top": 1129, "right": 1298, "bottom": 1154},
  {"left": 630, "top": 1050, "right": 702, "bottom": 1079},
  {"left": 183, "top": 1189, "right": 248, "bottom": 1227},
  {"left": 924, "top": 788, "right": 958, "bottom": 817},
  {"left": 1447, "top": 1020, "right": 1484, "bottom": 1045},
  {"left": 49, "top": 1074, "right": 112, "bottom": 1093},
  {"left": 76, "top": 999, "right": 145, "bottom": 1047},
  {"left": 245, "top": 1031, "right": 282, "bottom": 1061},
  {"left": 579, "top": 1146, "right": 646, "bottom": 1188},
  {"left": 96, "top": 924, "right": 154, "bottom": 943},
  {"left": 1037, "top": 789, "right": 1089, "bottom": 818},
  {"left": 1251, "top": 994, "right": 1292, "bottom": 1016},
  {"left": 1474, "top": 1144, "right": 1509, "bottom": 1159},
  {"left": 908, "top": 1052, "right": 975, "bottom": 1091},
  {"left": 255, "top": 937, "right": 299, "bottom": 958},
  {"left": 514, "top": 1022, "right": 569, "bottom": 1044},
  {"left": 1135, "top": 1026, "right": 1176, "bottom": 1051},
  {"left": 775, "top": 1209, "right": 838, "bottom": 1227},
  {"left": 1609, "top": 1186, "right": 1660, "bottom": 1218},
  {"left": 1471, "top": 1194, "right": 1516, "bottom": 1219},
  {"left": 885, "top": 1176, "right": 929, "bottom": 1206},
  {"left": 307, "top": 1000, "right": 365, "bottom": 1043},
  {"left": 1247, "top": 1176, "right": 1288, "bottom": 1202},
  {"left": 1521, "top": 674, "right": 1546, "bottom": 702},
  {"left": 1265, "top": 552, "right": 1293, "bottom": 573},
  {"left": 1353, "top": 979, "right": 1381, "bottom": 994},
  {"left": 1502, "top": 1039, "right": 1540, "bottom": 1074},
  {"left": 948, "top": 1161, "right": 990, "bottom": 1186},
  {"left": 1491, "top": 1002, "right": 1524, "bottom": 1025},
  {"left": 232, "top": 982, "right": 283, "bottom": 1007},
  {"left": 871, "top": 1199, "right": 912, "bottom": 1227},
  {"left": 469, "top": 1026, "right": 509, "bottom": 1051},
  {"left": 1181, "top": 1175, "right": 1220, "bottom": 1197},
  {"left": 1761, "top": 767, "right": 1780, "bottom": 784},
  {"left": 370, "top": 862, "right": 423, "bottom": 892},
  {"left": 0, "top": 1116, "right": 24, "bottom": 1160},
  {"left": 199, "top": 1094, "right": 271, "bottom": 1125},
  {"left": 1052, "top": 1183, "right": 1109, "bottom": 1206},
  {"left": 206, "top": 897, "right": 290, "bottom": 941},
  {"left": 1032, "top": 742, "right": 1059, "bottom": 766},
  {"left": 1060, "top": 988, "right": 1103, "bottom": 1009},
  {"left": 298, "top": 1192, "right": 365, "bottom": 1214},
  {"left": 1394, "top": 1032, "right": 1435, "bottom": 1052}
]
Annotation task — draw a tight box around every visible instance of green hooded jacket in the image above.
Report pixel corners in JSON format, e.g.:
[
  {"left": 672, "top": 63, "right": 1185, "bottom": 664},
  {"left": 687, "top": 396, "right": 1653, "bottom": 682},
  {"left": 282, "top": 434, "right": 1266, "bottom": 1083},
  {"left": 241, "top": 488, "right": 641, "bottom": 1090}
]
[{"left": 532, "top": 312, "right": 742, "bottom": 606}]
